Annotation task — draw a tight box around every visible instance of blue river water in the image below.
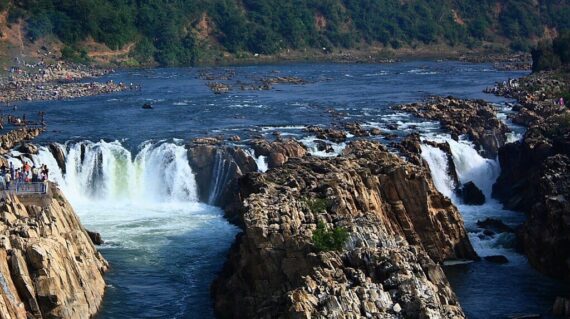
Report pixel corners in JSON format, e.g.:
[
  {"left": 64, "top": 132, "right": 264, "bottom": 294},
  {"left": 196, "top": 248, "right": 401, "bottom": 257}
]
[{"left": 6, "top": 61, "right": 569, "bottom": 318}]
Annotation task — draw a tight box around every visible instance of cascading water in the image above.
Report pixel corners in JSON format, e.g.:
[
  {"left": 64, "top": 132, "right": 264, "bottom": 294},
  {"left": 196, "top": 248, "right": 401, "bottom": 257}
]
[
  {"left": 420, "top": 134, "right": 567, "bottom": 318},
  {"left": 208, "top": 149, "right": 232, "bottom": 204},
  {"left": 32, "top": 140, "right": 198, "bottom": 204},
  {"left": 18, "top": 140, "right": 239, "bottom": 318}
]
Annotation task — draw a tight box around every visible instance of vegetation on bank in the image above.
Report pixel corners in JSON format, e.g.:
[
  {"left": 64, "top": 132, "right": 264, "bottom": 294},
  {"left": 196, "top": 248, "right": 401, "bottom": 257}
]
[{"left": 1, "top": 0, "right": 569, "bottom": 66}]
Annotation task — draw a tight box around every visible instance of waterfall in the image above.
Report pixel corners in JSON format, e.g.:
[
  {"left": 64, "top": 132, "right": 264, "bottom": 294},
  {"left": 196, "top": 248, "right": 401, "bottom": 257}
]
[
  {"left": 208, "top": 150, "right": 232, "bottom": 204},
  {"left": 419, "top": 144, "right": 457, "bottom": 199},
  {"left": 244, "top": 149, "right": 268, "bottom": 173},
  {"left": 28, "top": 140, "right": 198, "bottom": 204},
  {"left": 420, "top": 135, "right": 524, "bottom": 258}
]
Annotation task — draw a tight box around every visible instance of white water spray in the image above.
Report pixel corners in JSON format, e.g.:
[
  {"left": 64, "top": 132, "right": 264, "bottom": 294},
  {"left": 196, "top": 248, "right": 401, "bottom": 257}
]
[{"left": 31, "top": 140, "right": 198, "bottom": 205}]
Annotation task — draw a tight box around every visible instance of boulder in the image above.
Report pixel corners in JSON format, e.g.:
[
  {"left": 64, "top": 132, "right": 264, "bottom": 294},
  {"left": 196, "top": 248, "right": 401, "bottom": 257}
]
[
  {"left": 87, "top": 230, "right": 104, "bottom": 245},
  {"left": 476, "top": 218, "right": 514, "bottom": 233},
  {"left": 18, "top": 143, "right": 39, "bottom": 155},
  {"left": 460, "top": 181, "right": 485, "bottom": 205}
]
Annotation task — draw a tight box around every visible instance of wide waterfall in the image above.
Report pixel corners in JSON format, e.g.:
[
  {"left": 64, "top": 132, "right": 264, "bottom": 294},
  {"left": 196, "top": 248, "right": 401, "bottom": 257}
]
[
  {"left": 8, "top": 140, "right": 239, "bottom": 317},
  {"left": 31, "top": 140, "right": 198, "bottom": 204}
]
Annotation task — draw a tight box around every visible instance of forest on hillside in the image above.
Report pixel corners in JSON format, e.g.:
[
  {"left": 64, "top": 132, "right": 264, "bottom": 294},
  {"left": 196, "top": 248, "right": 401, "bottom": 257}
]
[{"left": 1, "top": 0, "right": 569, "bottom": 65}]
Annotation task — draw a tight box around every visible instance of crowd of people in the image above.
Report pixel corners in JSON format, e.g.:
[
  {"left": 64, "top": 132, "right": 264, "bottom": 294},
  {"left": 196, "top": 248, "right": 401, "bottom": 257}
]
[{"left": 0, "top": 162, "right": 49, "bottom": 193}]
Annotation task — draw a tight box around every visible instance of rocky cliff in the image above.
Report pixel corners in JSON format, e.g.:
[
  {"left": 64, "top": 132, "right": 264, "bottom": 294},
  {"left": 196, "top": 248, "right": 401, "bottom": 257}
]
[
  {"left": 0, "top": 184, "right": 108, "bottom": 318},
  {"left": 187, "top": 138, "right": 307, "bottom": 224},
  {"left": 212, "top": 140, "right": 476, "bottom": 318},
  {"left": 491, "top": 70, "right": 570, "bottom": 281}
]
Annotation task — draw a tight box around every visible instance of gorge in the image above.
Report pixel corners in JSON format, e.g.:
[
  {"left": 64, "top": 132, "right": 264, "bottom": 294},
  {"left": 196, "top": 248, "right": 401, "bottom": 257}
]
[{"left": 1, "top": 61, "right": 568, "bottom": 318}]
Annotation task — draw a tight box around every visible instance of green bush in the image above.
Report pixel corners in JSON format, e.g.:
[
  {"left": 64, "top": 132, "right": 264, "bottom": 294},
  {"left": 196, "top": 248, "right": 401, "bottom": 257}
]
[
  {"left": 61, "top": 46, "right": 90, "bottom": 64},
  {"left": 312, "top": 221, "right": 349, "bottom": 252},
  {"left": 304, "top": 197, "right": 330, "bottom": 214}
]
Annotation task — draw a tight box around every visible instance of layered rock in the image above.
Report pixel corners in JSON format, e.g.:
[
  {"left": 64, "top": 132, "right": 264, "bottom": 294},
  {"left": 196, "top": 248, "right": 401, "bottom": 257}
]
[
  {"left": 0, "top": 128, "right": 44, "bottom": 154},
  {"left": 492, "top": 70, "right": 570, "bottom": 281},
  {"left": 187, "top": 143, "right": 257, "bottom": 220},
  {"left": 249, "top": 138, "right": 307, "bottom": 169},
  {"left": 0, "top": 184, "right": 108, "bottom": 318},
  {"left": 394, "top": 97, "right": 510, "bottom": 158},
  {"left": 212, "top": 140, "right": 476, "bottom": 318}
]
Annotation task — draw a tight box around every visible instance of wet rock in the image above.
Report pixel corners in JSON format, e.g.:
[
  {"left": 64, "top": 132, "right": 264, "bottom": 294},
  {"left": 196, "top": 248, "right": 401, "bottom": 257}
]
[
  {"left": 369, "top": 128, "right": 382, "bottom": 135},
  {"left": 250, "top": 139, "right": 307, "bottom": 169},
  {"left": 191, "top": 137, "right": 222, "bottom": 145},
  {"left": 304, "top": 126, "right": 346, "bottom": 142},
  {"left": 553, "top": 296, "right": 570, "bottom": 316},
  {"left": 314, "top": 140, "right": 333, "bottom": 153},
  {"left": 460, "top": 181, "right": 485, "bottom": 205},
  {"left": 207, "top": 82, "right": 230, "bottom": 94},
  {"left": 17, "top": 143, "right": 39, "bottom": 155},
  {"left": 87, "top": 230, "right": 104, "bottom": 245},
  {"left": 393, "top": 96, "right": 510, "bottom": 158},
  {"left": 344, "top": 122, "right": 369, "bottom": 137},
  {"left": 49, "top": 143, "right": 67, "bottom": 174},
  {"left": 212, "top": 140, "right": 476, "bottom": 318},
  {"left": 484, "top": 255, "right": 509, "bottom": 264},
  {"left": 187, "top": 143, "right": 257, "bottom": 222},
  {"left": 476, "top": 218, "right": 514, "bottom": 233}
]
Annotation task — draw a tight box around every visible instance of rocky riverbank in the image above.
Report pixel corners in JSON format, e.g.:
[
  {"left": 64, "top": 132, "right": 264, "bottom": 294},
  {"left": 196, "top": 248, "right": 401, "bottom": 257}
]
[
  {"left": 489, "top": 70, "right": 570, "bottom": 282},
  {"left": 0, "top": 61, "right": 133, "bottom": 103},
  {"left": 0, "top": 183, "right": 108, "bottom": 318},
  {"left": 393, "top": 96, "right": 510, "bottom": 158},
  {"left": 211, "top": 140, "right": 476, "bottom": 318}
]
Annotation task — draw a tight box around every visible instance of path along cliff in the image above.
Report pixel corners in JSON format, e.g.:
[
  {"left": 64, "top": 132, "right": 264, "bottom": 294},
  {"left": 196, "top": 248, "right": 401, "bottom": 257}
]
[
  {"left": 210, "top": 140, "right": 476, "bottom": 318},
  {"left": 0, "top": 182, "right": 107, "bottom": 318}
]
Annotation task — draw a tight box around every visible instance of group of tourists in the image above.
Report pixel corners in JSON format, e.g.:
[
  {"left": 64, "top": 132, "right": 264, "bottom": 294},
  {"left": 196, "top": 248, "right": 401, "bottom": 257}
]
[{"left": 0, "top": 162, "right": 49, "bottom": 192}]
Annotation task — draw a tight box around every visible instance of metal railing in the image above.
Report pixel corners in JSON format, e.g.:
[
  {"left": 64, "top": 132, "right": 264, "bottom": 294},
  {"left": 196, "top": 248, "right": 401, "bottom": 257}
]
[{"left": 0, "top": 182, "right": 48, "bottom": 194}]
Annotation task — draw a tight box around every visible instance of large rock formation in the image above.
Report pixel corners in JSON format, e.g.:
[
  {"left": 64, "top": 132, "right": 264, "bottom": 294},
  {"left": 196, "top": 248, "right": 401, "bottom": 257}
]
[
  {"left": 212, "top": 140, "right": 476, "bottom": 318},
  {"left": 492, "top": 70, "right": 570, "bottom": 281},
  {"left": 187, "top": 143, "right": 257, "bottom": 215},
  {"left": 394, "top": 97, "right": 510, "bottom": 158},
  {"left": 250, "top": 139, "right": 307, "bottom": 169},
  {"left": 0, "top": 184, "right": 108, "bottom": 318}
]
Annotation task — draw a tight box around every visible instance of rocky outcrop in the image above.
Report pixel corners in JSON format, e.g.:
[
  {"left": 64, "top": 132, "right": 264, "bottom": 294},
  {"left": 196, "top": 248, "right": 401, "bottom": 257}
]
[
  {"left": 0, "top": 184, "right": 108, "bottom": 318},
  {"left": 394, "top": 97, "right": 510, "bottom": 158},
  {"left": 459, "top": 182, "right": 485, "bottom": 205},
  {"left": 212, "top": 140, "right": 476, "bottom": 319},
  {"left": 492, "top": 69, "right": 570, "bottom": 281},
  {"left": 0, "top": 128, "right": 44, "bottom": 154},
  {"left": 250, "top": 139, "right": 307, "bottom": 169},
  {"left": 516, "top": 154, "right": 570, "bottom": 280}
]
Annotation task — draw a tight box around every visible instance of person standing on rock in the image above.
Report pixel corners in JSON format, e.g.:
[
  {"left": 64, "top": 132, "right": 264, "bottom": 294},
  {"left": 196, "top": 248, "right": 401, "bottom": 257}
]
[
  {"left": 560, "top": 97, "right": 565, "bottom": 107},
  {"left": 4, "top": 172, "right": 11, "bottom": 190}
]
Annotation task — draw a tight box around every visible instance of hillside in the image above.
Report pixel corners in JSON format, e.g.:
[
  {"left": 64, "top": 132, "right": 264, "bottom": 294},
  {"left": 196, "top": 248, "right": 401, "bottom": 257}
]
[{"left": 0, "top": 0, "right": 569, "bottom": 66}]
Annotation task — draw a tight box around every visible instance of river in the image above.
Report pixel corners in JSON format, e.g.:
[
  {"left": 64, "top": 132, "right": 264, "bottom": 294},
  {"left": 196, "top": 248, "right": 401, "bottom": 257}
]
[{"left": 7, "top": 61, "right": 568, "bottom": 318}]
